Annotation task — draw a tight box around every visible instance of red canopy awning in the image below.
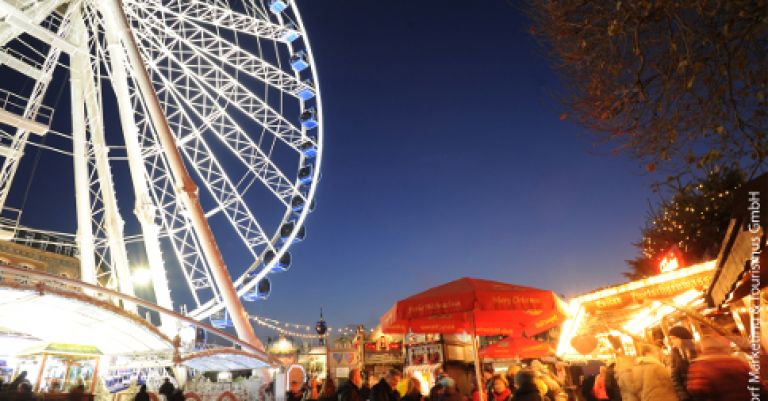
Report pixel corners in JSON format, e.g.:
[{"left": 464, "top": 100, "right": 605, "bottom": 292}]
[
  {"left": 479, "top": 336, "right": 556, "bottom": 360},
  {"left": 380, "top": 277, "right": 567, "bottom": 337}
]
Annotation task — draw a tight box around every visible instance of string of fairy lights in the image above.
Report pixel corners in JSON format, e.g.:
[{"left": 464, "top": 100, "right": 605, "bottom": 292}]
[{"left": 250, "top": 314, "right": 373, "bottom": 339}]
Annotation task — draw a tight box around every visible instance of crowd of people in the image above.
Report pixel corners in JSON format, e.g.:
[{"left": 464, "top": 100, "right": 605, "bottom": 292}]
[
  {"left": 0, "top": 371, "right": 88, "bottom": 401},
  {"left": 279, "top": 328, "right": 768, "bottom": 401},
  {"left": 282, "top": 363, "right": 565, "bottom": 401},
  {"left": 466, "top": 362, "right": 567, "bottom": 401},
  {"left": 579, "top": 327, "right": 767, "bottom": 401},
  {"left": 3, "top": 327, "right": 767, "bottom": 401}
]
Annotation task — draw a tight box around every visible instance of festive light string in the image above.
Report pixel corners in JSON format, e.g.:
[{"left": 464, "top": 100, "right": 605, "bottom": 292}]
[
  {"left": 250, "top": 315, "right": 360, "bottom": 339},
  {"left": 252, "top": 316, "right": 324, "bottom": 339}
]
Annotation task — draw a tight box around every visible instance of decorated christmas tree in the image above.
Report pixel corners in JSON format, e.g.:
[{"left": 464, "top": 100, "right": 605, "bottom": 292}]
[{"left": 625, "top": 167, "right": 746, "bottom": 279}]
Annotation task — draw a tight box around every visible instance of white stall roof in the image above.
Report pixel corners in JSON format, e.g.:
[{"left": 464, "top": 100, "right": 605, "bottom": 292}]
[
  {"left": 181, "top": 349, "right": 271, "bottom": 372},
  {"left": 0, "top": 287, "right": 173, "bottom": 355}
]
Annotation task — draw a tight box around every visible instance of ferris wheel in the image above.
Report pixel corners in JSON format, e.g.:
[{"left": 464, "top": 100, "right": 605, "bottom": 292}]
[{"left": 0, "top": 0, "right": 322, "bottom": 348}]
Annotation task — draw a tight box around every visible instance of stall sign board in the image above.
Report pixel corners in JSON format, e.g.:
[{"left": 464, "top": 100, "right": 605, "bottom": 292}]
[
  {"left": 584, "top": 271, "right": 714, "bottom": 312},
  {"left": 335, "top": 368, "right": 349, "bottom": 381},
  {"left": 407, "top": 344, "right": 443, "bottom": 366},
  {"left": 445, "top": 344, "right": 473, "bottom": 362},
  {"left": 364, "top": 352, "right": 402, "bottom": 365}
]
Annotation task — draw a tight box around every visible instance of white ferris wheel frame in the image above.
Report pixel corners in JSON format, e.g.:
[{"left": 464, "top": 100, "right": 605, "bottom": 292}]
[{"left": 0, "top": 0, "right": 323, "bottom": 350}]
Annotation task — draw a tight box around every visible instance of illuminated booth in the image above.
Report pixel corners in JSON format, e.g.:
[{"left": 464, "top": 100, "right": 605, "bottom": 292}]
[
  {"left": 557, "top": 174, "right": 767, "bottom": 378},
  {"left": 362, "top": 330, "right": 403, "bottom": 383},
  {"left": 297, "top": 346, "right": 327, "bottom": 380},
  {"left": 403, "top": 334, "right": 444, "bottom": 396},
  {"left": 14, "top": 342, "right": 101, "bottom": 393},
  {"left": 327, "top": 335, "right": 361, "bottom": 384},
  {"left": 557, "top": 260, "right": 717, "bottom": 361}
]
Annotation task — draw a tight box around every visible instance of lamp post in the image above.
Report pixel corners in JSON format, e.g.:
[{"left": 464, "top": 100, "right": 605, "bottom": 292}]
[
  {"left": 316, "top": 309, "right": 328, "bottom": 345},
  {"left": 316, "top": 309, "right": 328, "bottom": 379}
]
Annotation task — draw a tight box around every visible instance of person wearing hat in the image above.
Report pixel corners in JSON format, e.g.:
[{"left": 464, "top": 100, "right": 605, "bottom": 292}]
[
  {"left": 437, "top": 377, "right": 465, "bottom": 401},
  {"left": 429, "top": 369, "right": 447, "bottom": 401},
  {"left": 667, "top": 326, "right": 696, "bottom": 401}
]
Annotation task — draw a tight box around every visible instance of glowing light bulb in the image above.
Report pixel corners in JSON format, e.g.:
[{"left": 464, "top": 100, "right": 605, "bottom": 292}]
[{"left": 132, "top": 267, "right": 152, "bottom": 286}]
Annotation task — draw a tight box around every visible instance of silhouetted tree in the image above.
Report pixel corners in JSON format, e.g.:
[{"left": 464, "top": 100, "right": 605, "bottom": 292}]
[{"left": 526, "top": 0, "right": 768, "bottom": 178}]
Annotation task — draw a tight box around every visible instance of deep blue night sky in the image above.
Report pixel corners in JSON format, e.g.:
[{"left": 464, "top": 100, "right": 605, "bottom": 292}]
[
  {"left": 251, "top": 0, "right": 656, "bottom": 335},
  {"left": 0, "top": 0, "right": 661, "bottom": 339}
]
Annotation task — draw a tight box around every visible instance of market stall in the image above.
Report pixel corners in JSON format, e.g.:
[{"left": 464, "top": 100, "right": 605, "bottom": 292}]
[
  {"left": 297, "top": 346, "right": 328, "bottom": 380},
  {"left": 13, "top": 342, "right": 101, "bottom": 393},
  {"left": 362, "top": 332, "right": 403, "bottom": 382},
  {"left": 556, "top": 260, "right": 717, "bottom": 361},
  {"left": 381, "top": 277, "right": 567, "bottom": 397},
  {"left": 327, "top": 335, "right": 361, "bottom": 383},
  {"left": 403, "top": 336, "right": 443, "bottom": 396}
]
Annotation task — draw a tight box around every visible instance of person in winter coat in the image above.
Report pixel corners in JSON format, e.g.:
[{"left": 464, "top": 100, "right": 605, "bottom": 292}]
[
  {"left": 553, "top": 363, "right": 570, "bottom": 396},
  {"left": 581, "top": 374, "right": 598, "bottom": 401},
  {"left": 531, "top": 360, "right": 560, "bottom": 399},
  {"left": 687, "top": 336, "right": 766, "bottom": 401},
  {"left": 429, "top": 370, "right": 447, "bottom": 401},
  {"left": 370, "top": 369, "right": 401, "bottom": 401},
  {"left": 489, "top": 375, "right": 512, "bottom": 401},
  {"left": 169, "top": 389, "right": 185, "bottom": 401},
  {"left": 437, "top": 378, "right": 466, "bottom": 401},
  {"left": 667, "top": 326, "right": 696, "bottom": 401},
  {"left": 260, "top": 381, "right": 275, "bottom": 401},
  {"left": 428, "top": 383, "right": 444, "bottom": 401},
  {"left": 401, "top": 378, "right": 423, "bottom": 401},
  {"left": 7, "top": 371, "right": 28, "bottom": 392},
  {"left": 68, "top": 384, "right": 87, "bottom": 401},
  {"left": 471, "top": 378, "right": 481, "bottom": 401},
  {"left": 615, "top": 355, "right": 637, "bottom": 401},
  {"left": 318, "top": 378, "right": 337, "bottom": 401},
  {"left": 134, "top": 385, "right": 150, "bottom": 401},
  {"left": 158, "top": 378, "right": 175, "bottom": 401},
  {"left": 17, "top": 382, "right": 39, "bottom": 401},
  {"left": 338, "top": 370, "right": 365, "bottom": 401},
  {"left": 592, "top": 366, "right": 609, "bottom": 401},
  {"left": 507, "top": 365, "right": 522, "bottom": 392},
  {"left": 287, "top": 381, "right": 306, "bottom": 401},
  {"left": 514, "top": 369, "right": 544, "bottom": 401},
  {"left": 475, "top": 366, "right": 493, "bottom": 401},
  {"left": 625, "top": 345, "right": 677, "bottom": 401},
  {"left": 604, "top": 363, "right": 622, "bottom": 401},
  {"left": 307, "top": 377, "right": 321, "bottom": 401}
]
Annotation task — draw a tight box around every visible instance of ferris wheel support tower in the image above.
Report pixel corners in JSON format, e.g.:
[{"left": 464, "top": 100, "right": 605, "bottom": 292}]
[
  {"left": 74, "top": 9, "right": 138, "bottom": 314},
  {"left": 99, "top": 0, "right": 262, "bottom": 350},
  {"left": 69, "top": 4, "right": 97, "bottom": 289},
  {"left": 102, "top": 3, "right": 175, "bottom": 334}
]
